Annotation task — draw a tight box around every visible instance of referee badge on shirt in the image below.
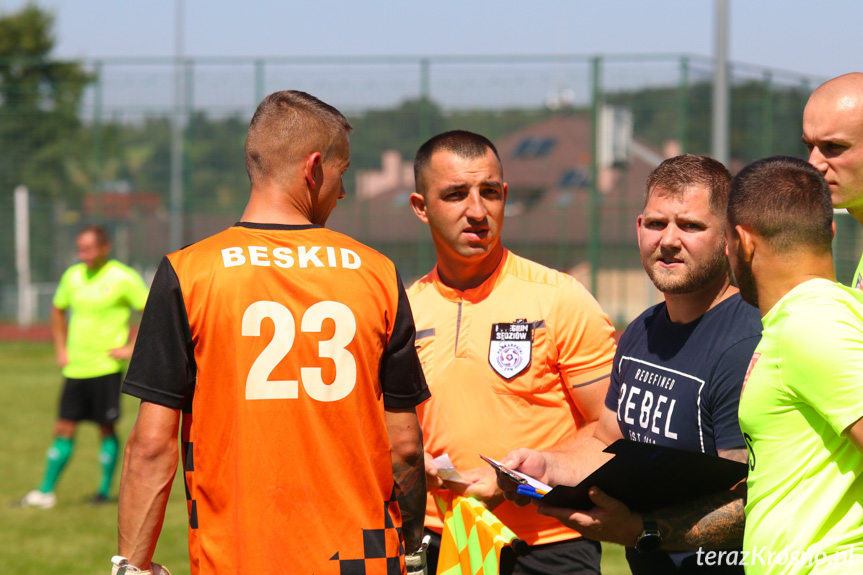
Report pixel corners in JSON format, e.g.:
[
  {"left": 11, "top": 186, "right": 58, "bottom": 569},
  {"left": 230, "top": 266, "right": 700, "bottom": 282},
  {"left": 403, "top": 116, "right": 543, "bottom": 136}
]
[{"left": 488, "top": 319, "right": 533, "bottom": 379}]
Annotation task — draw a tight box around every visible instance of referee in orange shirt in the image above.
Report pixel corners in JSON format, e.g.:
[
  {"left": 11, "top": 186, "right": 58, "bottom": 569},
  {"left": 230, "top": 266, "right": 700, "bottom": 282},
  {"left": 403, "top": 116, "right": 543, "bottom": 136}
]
[{"left": 407, "top": 130, "right": 617, "bottom": 574}]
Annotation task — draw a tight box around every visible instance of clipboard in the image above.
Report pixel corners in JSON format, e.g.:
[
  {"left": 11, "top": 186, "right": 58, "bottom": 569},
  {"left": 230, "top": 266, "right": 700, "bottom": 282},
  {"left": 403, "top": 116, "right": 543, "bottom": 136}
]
[{"left": 539, "top": 439, "right": 747, "bottom": 511}]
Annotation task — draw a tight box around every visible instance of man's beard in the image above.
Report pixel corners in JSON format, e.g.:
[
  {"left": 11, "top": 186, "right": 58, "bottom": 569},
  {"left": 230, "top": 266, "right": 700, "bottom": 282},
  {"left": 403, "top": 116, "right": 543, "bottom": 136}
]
[
  {"left": 643, "top": 248, "right": 728, "bottom": 295},
  {"left": 732, "top": 254, "right": 759, "bottom": 308}
]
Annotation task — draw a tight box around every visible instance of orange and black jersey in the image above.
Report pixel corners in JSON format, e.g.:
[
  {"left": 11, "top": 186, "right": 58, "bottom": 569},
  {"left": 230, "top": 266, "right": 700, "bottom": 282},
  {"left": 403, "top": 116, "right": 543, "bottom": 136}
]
[{"left": 124, "top": 223, "right": 429, "bottom": 575}]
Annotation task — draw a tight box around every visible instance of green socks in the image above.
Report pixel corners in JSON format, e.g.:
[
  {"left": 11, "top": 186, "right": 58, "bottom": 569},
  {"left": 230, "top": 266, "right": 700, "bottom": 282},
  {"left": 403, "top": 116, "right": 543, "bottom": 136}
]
[
  {"left": 97, "top": 434, "right": 119, "bottom": 498},
  {"left": 38, "top": 437, "right": 74, "bottom": 494},
  {"left": 37, "top": 435, "right": 119, "bottom": 498}
]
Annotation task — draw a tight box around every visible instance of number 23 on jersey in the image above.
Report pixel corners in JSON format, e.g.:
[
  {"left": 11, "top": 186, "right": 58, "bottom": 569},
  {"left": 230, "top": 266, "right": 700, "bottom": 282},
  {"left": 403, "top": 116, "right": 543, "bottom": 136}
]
[{"left": 242, "top": 300, "right": 357, "bottom": 402}]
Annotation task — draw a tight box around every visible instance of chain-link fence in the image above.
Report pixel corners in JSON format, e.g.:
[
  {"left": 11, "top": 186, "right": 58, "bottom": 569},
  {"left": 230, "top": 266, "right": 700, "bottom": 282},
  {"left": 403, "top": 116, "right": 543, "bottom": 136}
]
[{"left": 1, "top": 54, "right": 857, "bottom": 327}]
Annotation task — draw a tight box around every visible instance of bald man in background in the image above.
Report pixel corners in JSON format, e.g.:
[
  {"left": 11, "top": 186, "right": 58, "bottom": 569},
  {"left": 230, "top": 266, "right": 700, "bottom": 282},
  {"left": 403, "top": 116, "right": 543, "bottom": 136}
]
[{"left": 803, "top": 72, "right": 863, "bottom": 288}]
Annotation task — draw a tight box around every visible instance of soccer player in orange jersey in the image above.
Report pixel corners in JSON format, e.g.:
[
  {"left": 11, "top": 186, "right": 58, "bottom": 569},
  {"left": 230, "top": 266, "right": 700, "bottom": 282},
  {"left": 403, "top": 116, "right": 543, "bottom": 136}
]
[
  {"left": 114, "top": 91, "right": 429, "bottom": 575},
  {"left": 407, "top": 130, "right": 617, "bottom": 574}
]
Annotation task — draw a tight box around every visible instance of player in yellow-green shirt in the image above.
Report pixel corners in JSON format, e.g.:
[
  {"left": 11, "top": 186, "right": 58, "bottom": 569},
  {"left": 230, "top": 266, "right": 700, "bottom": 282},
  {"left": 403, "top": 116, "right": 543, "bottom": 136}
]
[
  {"left": 727, "top": 156, "right": 863, "bottom": 574},
  {"left": 853, "top": 256, "right": 863, "bottom": 291},
  {"left": 17, "top": 226, "right": 148, "bottom": 509}
]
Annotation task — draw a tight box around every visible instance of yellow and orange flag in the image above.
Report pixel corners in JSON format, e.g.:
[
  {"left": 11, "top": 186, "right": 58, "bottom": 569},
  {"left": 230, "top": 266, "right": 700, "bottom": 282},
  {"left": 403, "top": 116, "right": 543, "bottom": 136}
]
[{"left": 434, "top": 492, "right": 522, "bottom": 575}]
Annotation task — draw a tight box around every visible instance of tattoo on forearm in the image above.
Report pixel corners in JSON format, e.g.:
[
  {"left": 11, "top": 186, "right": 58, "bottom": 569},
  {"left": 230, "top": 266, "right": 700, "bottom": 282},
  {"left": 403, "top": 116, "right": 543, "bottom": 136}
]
[
  {"left": 657, "top": 448, "right": 748, "bottom": 550},
  {"left": 393, "top": 457, "right": 427, "bottom": 553},
  {"left": 657, "top": 492, "right": 745, "bottom": 549}
]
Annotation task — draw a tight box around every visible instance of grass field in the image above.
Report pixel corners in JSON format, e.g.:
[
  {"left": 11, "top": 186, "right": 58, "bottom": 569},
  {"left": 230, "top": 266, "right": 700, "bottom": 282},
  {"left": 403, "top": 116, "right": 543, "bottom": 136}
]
[
  {"left": 0, "top": 341, "right": 630, "bottom": 574},
  {"left": 1, "top": 342, "right": 190, "bottom": 574}
]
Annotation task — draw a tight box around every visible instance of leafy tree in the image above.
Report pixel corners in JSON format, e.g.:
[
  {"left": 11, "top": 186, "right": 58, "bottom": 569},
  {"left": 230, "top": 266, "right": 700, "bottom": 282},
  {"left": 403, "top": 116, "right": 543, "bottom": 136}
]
[
  {"left": 0, "top": 4, "right": 93, "bottom": 287},
  {"left": 185, "top": 111, "right": 250, "bottom": 214},
  {"left": 0, "top": 4, "right": 92, "bottom": 198},
  {"left": 344, "top": 98, "right": 559, "bottom": 189},
  {"left": 121, "top": 116, "right": 172, "bottom": 196},
  {"left": 445, "top": 106, "right": 564, "bottom": 142},
  {"left": 347, "top": 97, "right": 447, "bottom": 172},
  {"left": 606, "top": 80, "right": 810, "bottom": 165}
]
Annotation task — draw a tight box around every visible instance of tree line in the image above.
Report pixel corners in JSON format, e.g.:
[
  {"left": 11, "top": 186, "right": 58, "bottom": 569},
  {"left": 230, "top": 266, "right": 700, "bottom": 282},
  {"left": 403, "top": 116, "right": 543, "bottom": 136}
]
[{"left": 1, "top": 6, "right": 812, "bottom": 212}]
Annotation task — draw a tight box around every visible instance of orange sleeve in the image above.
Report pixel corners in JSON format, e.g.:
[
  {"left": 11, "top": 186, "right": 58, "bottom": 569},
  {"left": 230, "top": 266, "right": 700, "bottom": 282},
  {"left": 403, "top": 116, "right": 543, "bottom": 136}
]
[{"left": 552, "top": 274, "right": 617, "bottom": 387}]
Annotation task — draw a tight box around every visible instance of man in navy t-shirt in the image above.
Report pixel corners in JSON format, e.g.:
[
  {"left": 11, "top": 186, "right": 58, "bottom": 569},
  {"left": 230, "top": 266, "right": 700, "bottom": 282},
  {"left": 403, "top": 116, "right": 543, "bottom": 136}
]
[{"left": 500, "top": 155, "right": 761, "bottom": 574}]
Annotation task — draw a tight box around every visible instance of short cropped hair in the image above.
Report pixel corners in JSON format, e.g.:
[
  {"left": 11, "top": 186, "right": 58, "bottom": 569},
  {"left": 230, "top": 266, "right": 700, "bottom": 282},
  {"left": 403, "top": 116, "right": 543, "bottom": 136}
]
[
  {"left": 245, "top": 90, "right": 352, "bottom": 186},
  {"left": 645, "top": 154, "right": 732, "bottom": 216},
  {"left": 728, "top": 156, "right": 833, "bottom": 254},
  {"left": 78, "top": 225, "right": 110, "bottom": 246},
  {"left": 413, "top": 130, "right": 502, "bottom": 195}
]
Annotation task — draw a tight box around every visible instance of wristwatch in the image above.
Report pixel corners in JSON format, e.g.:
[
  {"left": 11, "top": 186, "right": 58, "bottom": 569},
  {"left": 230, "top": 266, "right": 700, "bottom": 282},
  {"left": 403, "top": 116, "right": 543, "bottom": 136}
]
[{"left": 634, "top": 513, "right": 662, "bottom": 553}]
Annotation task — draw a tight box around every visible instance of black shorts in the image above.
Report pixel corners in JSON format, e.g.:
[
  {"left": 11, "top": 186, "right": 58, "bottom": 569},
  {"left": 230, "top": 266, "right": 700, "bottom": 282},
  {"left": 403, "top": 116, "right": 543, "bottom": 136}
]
[
  {"left": 58, "top": 372, "right": 123, "bottom": 424},
  {"left": 425, "top": 528, "right": 601, "bottom": 575}
]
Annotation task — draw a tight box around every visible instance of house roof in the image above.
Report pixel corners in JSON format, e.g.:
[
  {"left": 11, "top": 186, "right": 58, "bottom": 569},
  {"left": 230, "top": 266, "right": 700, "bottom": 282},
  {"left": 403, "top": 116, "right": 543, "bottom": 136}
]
[{"left": 336, "top": 114, "right": 665, "bottom": 251}]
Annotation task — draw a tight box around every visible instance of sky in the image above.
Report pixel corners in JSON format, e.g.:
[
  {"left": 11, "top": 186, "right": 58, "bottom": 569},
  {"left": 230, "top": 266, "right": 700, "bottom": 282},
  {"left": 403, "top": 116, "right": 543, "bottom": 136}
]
[{"left": 0, "top": 0, "right": 859, "bottom": 82}]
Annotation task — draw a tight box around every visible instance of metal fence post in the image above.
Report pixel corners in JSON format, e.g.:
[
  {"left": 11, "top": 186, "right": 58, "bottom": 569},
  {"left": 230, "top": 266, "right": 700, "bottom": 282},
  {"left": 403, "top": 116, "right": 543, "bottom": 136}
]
[
  {"left": 255, "top": 58, "right": 265, "bottom": 107},
  {"left": 15, "top": 185, "right": 32, "bottom": 327},
  {"left": 169, "top": 38, "right": 186, "bottom": 251},
  {"left": 761, "top": 71, "right": 773, "bottom": 159},
  {"left": 417, "top": 57, "right": 432, "bottom": 276},
  {"left": 92, "top": 60, "right": 104, "bottom": 221},
  {"left": 419, "top": 58, "right": 431, "bottom": 142},
  {"left": 589, "top": 55, "right": 602, "bottom": 296},
  {"left": 712, "top": 0, "right": 730, "bottom": 166},
  {"left": 678, "top": 56, "right": 689, "bottom": 154}
]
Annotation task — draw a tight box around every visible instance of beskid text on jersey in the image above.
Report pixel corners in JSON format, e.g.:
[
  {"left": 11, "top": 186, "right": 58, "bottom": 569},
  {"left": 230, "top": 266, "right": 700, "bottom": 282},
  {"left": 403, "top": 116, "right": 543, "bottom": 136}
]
[{"left": 221, "top": 245, "right": 363, "bottom": 270}]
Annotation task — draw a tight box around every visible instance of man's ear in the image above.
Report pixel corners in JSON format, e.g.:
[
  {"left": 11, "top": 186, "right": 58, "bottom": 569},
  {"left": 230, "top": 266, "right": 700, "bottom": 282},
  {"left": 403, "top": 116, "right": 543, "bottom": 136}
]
[
  {"left": 409, "top": 192, "right": 429, "bottom": 224},
  {"left": 831, "top": 220, "right": 836, "bottom": 239},
  {"left": 303, "top": 152, "right": 323, "bottom": 190},
  {"left": 502, "top": 182, "right": 509, "bottom": 204},
  {"left": 635, "top": 214, "right": 644, "bottom": 252},
  {"left": 735, "top": 224, "right": 757, "bottom": 262}
]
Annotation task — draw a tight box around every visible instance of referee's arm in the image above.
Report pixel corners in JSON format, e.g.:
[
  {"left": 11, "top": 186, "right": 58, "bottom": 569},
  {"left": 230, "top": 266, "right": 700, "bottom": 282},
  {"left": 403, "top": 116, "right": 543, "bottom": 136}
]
[{"left": 117, "top": 401, "right": 181, "bottom": 570}]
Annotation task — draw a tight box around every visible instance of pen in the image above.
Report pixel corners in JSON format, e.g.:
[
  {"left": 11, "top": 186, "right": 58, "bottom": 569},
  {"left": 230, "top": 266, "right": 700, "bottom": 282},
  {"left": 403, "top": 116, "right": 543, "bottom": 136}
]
[{"left": 516, "top": 485, "right": 548, "bottom": 499}]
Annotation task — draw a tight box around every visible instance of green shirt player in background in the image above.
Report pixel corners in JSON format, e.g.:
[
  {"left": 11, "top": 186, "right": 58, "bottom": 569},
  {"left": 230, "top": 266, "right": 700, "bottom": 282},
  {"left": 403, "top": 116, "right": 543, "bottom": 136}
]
[
  {"left": 17, "top": 225, "right": 149, "bottom": 509},
  {"left": 803, "top": 72, "right": 863, "bottom": 289},
  {"left": 727, "top": 157, "right": 863, "bottom": 574}
]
